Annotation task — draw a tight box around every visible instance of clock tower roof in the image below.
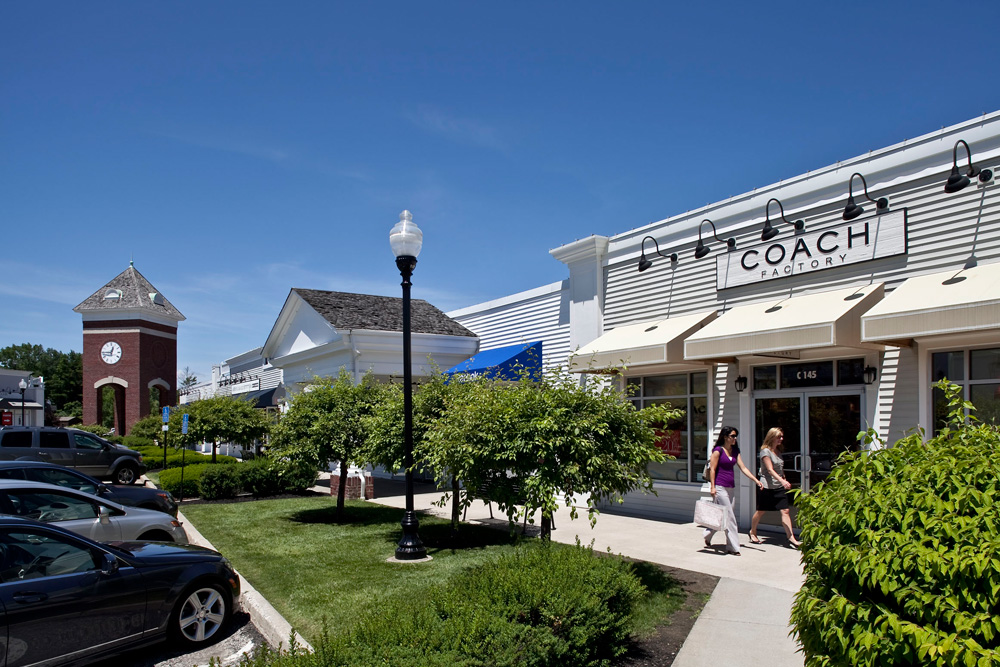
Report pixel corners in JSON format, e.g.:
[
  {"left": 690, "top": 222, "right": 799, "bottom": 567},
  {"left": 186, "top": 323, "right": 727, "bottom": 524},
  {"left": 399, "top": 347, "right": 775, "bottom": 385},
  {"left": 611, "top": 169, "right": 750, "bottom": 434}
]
[{"left": 74, "top": 263, "right": 185, "bottom": 323}]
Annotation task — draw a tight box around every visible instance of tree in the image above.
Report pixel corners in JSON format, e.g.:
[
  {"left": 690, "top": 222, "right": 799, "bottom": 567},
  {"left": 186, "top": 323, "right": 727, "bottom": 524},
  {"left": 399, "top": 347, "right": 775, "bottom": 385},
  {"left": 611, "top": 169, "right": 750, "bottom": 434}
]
[
  {"left": 179, "top": 367, "right": 199, "bottom": 390},
  {"left": 181, "top": 395, "right": 271, "bottom": 462},
  {"left": 270, "top": 370, "right": 382, "bottom": 521},
  {"left": 415, "top": 366, "right": 678, "bottom": 538},
  {"left": 0, "top": 343, "right": 82, "bottom": 415}
]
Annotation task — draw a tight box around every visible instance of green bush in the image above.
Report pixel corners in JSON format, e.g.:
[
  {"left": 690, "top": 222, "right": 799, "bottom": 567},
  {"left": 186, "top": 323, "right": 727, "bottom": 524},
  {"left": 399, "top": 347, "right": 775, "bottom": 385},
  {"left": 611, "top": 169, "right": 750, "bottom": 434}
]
[
  {"left": 158, "top": 463, "right": 213, "bottom": 499},
  {"left": 122, "top": 435, "right": 154, "bottom": 450},
  {"left": 199, "top": 465, "right": 243, "bottom": 500},
  {"left": 136, "top": 446, "right": 237, "bottom": 471},
  {"left": 791, "top": 381, "right": 1000, "bottom": 666},
  {"left": 224, "top": 543, "right": 644, "bottom": 667},
  {"left": 239, "top": 458, "right": 285, "bottom": 498}
]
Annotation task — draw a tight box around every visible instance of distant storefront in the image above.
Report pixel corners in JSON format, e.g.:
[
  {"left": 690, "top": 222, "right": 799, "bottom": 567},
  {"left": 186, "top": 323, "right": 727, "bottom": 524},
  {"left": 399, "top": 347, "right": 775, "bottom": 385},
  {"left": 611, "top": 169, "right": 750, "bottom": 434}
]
[{"left": 450, "top": 111, "right": 1000, "bottom": 530}]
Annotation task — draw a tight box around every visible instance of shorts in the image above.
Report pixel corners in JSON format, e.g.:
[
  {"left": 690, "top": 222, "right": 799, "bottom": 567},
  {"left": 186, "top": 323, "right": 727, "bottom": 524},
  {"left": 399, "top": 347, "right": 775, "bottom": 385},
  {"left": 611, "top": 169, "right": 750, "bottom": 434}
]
[{"left": 756, "top": 486, "right": 790, "bottom": 511}]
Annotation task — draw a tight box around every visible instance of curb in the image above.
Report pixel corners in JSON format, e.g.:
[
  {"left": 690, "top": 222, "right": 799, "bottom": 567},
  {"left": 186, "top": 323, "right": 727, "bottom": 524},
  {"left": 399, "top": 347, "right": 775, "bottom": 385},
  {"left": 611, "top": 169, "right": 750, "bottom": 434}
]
[{"left": 178, "top": 509, "right": 313, "bottom": 653}]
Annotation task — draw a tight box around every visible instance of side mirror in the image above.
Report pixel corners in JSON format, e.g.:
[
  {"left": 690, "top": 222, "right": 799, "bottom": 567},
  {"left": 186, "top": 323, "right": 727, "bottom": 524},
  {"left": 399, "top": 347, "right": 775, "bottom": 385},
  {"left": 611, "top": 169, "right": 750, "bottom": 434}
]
[
  {"left": 101, "top": 553, "right": 119, "bottom": 575},
  {"left": 97, "top": 505, "right": 112, "bottom": 524},
  {"left": 97, "top": 484, "right": 110, "bottom": 494}
]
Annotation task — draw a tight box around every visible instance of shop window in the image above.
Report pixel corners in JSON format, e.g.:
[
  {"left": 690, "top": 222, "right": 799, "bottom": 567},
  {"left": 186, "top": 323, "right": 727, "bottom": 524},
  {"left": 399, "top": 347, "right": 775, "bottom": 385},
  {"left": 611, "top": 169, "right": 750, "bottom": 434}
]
[
  {"left": 752, "top": 358, "right": 866, "bottom": 390},
  {"left": 626, "top": 372, "right": 708, "bottom": 484},
  {"left": 932, "top": 347, "right": 1000, "bottom": 433}
]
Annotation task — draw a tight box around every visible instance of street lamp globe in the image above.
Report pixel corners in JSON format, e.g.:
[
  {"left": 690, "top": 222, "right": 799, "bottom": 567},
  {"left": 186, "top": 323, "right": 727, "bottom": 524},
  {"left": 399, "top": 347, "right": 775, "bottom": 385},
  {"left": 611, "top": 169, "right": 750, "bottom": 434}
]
[
  {"left": 18, "top": 378, "right": 28, "bottom": 426},
  {"left": 389, "top": 210, "right": 423, "bottom": 259}
]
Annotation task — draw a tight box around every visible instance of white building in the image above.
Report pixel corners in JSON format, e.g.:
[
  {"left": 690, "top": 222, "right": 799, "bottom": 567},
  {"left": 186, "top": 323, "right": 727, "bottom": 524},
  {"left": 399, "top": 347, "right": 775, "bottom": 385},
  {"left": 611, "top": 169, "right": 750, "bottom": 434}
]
[
  {"left": 0, "top": 370, "right": 45, "bottom": 427},
  {"left": 449, "top": 111, "right": 1000, "bottom": 531}
]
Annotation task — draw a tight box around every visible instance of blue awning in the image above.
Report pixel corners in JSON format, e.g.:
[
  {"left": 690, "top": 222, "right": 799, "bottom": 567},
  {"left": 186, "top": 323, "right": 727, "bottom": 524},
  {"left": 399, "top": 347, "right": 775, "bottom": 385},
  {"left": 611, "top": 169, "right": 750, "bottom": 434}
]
[{"left": 444, "top": 341, "right": 543, "bottom": 381}]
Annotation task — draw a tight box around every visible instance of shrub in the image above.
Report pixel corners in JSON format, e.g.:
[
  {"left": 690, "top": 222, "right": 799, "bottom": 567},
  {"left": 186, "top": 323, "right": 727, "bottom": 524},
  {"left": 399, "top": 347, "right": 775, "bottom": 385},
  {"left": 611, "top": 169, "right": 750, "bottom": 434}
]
[
  {"left": 223, "top": 543, "right": 645, "bottom": 667},
  {"left": 240, "top": 458, "right": 285, "bottom": 498},
  {"left": 199, "top": 464, "right": 243, "bottom": 500},
  {"left": 791, "top": 381, "right": 1000, "bottom": 666},
  {"left": 122, "top": 435, "right": 154, "bottom": 450},
  {"left": 158, "top": 463, "right": 213, "bottom": 499},
  {"left": 136, "top": 446, "right": 237, "bottom": 471}
]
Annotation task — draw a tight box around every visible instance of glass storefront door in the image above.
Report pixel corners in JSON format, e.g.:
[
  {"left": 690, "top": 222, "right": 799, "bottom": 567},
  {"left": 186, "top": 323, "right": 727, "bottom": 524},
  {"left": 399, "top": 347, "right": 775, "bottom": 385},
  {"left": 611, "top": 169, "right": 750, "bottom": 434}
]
[{"left": 752, "top": 392, "right": 862, "bottom": 529}]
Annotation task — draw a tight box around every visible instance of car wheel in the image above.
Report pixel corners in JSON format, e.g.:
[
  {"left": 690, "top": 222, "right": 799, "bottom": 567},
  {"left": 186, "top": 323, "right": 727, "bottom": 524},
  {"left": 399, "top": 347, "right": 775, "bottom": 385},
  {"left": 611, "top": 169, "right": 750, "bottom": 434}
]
[
  {"left": 113, "top": 463, "right": 138, "bottom": 485},
  {"left": 137, "top": 530, "right": 172, "bottom": 542},
  {"left": 171, "top": 582, "right": 231, "bottom": 646}
]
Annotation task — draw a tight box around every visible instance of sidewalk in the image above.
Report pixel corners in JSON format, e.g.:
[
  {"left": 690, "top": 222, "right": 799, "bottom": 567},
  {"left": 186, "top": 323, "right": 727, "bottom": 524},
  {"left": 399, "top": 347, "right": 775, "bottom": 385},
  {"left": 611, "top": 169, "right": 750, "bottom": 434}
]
[{"left": 367, "top": 477, "right": 804, "bottom": 667}]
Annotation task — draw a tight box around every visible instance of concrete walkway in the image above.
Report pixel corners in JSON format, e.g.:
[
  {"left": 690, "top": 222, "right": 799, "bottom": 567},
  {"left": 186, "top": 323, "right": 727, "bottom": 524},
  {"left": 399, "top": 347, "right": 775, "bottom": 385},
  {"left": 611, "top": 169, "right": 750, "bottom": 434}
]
[{"left": 368, "top": 477, "right": 805, "bottom": 667}]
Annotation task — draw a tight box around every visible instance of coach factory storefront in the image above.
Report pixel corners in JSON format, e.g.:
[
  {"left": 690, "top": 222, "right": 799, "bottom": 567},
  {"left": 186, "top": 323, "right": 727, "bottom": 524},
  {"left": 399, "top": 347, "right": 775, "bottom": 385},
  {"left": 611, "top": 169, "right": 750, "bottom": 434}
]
[{"left": 450, "top": 112, "right": 1000, "bottom": 531}]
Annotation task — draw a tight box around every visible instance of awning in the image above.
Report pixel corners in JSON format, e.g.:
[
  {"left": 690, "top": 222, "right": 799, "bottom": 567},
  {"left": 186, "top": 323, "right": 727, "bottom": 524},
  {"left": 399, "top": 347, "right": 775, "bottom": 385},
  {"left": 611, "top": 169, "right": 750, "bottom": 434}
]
[
  {"left": 862, "top": 262, "right": 1000, "bottom": 344},
  {"left": 3, "top": 401, "right": 44, "bottom": 410},
  {"left": 569, "top": 311, "right": 717, "bottom": 372},
  {"left": 444, "top": 341, "right": 542, "bottom": 381},
  {"left": 684, "top": 283, "right": 884, "bottom": 361},
  {"left": 242, "top": 386, "right": 286, "bottom": 409}
]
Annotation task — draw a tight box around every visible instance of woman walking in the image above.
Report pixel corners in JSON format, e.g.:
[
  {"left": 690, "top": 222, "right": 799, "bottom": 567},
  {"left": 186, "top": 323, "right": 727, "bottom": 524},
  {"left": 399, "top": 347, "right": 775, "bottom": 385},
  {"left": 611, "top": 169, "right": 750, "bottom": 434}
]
[
  {"left": 749, "top": 427, "right": 801, "bottom": 547},
  {"left": 705, "top": 426, "right": 763, "bottom": 555}
]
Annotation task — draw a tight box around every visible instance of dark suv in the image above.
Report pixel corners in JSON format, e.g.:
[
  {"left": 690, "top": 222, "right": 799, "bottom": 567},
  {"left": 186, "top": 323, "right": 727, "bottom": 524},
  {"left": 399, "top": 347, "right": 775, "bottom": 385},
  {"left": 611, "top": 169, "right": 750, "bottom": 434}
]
[{"left": 0, "top": 426, "right": 146, "bottom": 485}]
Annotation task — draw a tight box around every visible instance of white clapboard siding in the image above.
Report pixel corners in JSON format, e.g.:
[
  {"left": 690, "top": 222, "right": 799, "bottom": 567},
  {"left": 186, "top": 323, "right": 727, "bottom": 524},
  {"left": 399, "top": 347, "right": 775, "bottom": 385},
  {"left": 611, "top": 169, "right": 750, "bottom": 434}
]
[{"left": 448, "top": 281, "right": 572, "bottom": 370}]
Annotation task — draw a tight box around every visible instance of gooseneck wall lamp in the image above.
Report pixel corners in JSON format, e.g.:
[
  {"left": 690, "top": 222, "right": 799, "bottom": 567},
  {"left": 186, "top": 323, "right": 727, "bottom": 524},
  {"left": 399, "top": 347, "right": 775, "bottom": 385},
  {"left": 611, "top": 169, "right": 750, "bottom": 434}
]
[
  {"left": 694, "top": 219, "right": 736, "bottom": 259},
  {"left": 637, "top": 236, "right": 678, "bottom": 272},
  {"left": 389, "top": 210, "right": 427, "bottom": 562},
  {"left": 843, "top": 172, "right": 889, "bottom": 221},
  {"left": 760, "top": 198, "right": 805, "bottom": 242},
  {"left": 944, "top": 139, "right": 993, "bottom": 193}
]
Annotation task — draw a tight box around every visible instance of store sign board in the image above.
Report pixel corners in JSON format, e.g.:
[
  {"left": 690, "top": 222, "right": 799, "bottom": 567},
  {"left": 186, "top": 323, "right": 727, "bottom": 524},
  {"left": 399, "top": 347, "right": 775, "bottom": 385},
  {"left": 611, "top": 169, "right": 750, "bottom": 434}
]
[
  {"left": 716, "top": 209, "right": 907, "bottom": 290},
  {"left": 231, "top": 379, "right": 260, "bottom": 395}
]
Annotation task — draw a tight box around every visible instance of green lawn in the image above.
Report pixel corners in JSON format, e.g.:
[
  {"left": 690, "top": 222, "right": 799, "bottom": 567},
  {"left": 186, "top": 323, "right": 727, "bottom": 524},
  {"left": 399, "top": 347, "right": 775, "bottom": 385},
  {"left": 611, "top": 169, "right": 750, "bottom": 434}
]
[{"left": 180, "top": 495, "right": 685, "bottom": 644}]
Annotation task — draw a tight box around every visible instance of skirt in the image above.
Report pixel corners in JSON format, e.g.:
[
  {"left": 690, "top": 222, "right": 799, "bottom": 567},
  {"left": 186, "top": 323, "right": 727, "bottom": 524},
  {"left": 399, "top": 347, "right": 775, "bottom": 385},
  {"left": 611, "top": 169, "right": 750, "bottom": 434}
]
[{"left": 756, "top": 486, "right": 790, "bottom": 511}]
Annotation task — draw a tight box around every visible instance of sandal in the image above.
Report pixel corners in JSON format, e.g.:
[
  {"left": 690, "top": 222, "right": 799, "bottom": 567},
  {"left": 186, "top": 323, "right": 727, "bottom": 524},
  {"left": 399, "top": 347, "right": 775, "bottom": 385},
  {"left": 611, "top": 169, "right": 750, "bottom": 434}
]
[{"left": 749, "top": 533, "right": 762, "bottom": 544}]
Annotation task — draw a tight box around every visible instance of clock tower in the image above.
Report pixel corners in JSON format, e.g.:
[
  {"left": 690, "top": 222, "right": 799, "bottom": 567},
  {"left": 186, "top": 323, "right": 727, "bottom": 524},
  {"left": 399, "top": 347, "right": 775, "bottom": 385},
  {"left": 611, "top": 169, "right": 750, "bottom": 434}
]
[{"left": 74, "top": 262, "right": 185, "bottom": 435}]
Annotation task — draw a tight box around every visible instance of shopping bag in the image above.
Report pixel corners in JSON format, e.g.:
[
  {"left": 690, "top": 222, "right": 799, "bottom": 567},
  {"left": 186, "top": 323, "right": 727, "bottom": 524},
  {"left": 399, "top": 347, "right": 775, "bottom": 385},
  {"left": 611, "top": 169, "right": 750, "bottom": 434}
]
[{"left": 694, "top": 498, "right": 725, "bottom": 532}]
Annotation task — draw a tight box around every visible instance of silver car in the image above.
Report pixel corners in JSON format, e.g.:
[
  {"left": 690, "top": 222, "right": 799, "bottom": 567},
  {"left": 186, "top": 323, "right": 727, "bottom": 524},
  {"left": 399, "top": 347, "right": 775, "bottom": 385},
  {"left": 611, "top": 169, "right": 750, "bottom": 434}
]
[{"left": 0, "top": 479, "right": 187, "bottom": 544}]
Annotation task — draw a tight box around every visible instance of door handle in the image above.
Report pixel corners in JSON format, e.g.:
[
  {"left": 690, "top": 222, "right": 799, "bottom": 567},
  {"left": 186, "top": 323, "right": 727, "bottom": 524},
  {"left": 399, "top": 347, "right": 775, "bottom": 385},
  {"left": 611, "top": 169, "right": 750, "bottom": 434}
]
[
  {"left": 13, "top": 591, "right": 48, "bottom": 603},
  {"left": 793, "top": 455, "right": 802, "bottom": 471}
]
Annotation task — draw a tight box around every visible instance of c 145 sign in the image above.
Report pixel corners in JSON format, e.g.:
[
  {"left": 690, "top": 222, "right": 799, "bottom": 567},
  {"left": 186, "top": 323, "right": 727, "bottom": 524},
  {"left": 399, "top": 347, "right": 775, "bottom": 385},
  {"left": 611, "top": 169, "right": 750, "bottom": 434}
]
[{"left": 715, "top": 209, "right": 907, "bottom": 290}]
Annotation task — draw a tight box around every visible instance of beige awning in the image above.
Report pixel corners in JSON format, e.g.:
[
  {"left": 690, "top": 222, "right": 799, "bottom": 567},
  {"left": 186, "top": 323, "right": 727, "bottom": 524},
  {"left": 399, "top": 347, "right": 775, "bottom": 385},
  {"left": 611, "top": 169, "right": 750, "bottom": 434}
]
[
  {"left": 862, "top": 262, "right": 1000, "bottom": 344},
  {"left": 684, "top": 283, "right": 884, "bottom": 361},
  {"left": 569, "top": 310, "right": 717, "bottom": 372}
]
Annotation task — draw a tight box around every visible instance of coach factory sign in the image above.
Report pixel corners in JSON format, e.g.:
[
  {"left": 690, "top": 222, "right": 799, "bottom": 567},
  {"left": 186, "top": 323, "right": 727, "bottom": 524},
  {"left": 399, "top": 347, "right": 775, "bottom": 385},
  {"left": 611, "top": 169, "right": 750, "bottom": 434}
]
[{"left": 715, "top": 209, "right": 907, "bottom": 290}]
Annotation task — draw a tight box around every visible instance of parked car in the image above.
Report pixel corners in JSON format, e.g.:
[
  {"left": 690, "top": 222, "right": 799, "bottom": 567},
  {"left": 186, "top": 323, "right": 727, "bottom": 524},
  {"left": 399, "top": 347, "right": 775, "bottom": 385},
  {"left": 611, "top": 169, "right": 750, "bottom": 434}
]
[
  {"left": 0, "top": 426, "right": 146, "bottom": 485},
  {"left": 0, "top": 461, "right": 177, "bottom": 516},
  {"left": 0, "top": 479, "right": 187, "bottom": 544},
  {"left": 0, "top": 515, "right": 239, "bottom": 665}
]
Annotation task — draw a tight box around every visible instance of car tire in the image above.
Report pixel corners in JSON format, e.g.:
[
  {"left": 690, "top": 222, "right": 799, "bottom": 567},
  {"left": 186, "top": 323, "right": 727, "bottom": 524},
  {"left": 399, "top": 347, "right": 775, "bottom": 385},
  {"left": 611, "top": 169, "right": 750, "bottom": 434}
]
[
  {"left": 171, "top": 581, "right": 232, "bottom": 647},
  {"left": 113, "top": 463, "right": 139, "bottom": 485}
]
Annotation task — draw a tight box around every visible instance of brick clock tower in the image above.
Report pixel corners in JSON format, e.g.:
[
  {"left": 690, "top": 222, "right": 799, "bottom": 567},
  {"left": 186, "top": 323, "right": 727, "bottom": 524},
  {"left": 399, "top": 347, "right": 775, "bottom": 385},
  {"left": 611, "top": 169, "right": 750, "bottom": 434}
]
[{"left": 74, "top": 262, "right": 185, "bottom": 436}]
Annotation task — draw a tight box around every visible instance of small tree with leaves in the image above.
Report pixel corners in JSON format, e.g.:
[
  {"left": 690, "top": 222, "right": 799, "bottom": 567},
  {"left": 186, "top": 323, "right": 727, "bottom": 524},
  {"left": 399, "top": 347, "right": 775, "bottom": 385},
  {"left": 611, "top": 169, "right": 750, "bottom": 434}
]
[
  {"left": 422, "top": 366, "right": 677, "bottom": 538},
  {"left": 181, "top": 395, "right": 271, "bottom": 462},
  {"left": 270, "top": 370, "right": 382, "bottom": 521},
  {"left": 790, "top": 379, "right": 1000, "bottom": 666}
]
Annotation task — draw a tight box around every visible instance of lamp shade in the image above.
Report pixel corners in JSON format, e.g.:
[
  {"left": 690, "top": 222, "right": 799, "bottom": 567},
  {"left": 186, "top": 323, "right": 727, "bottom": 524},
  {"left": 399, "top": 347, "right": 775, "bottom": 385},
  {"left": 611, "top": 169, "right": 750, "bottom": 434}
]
[
  {"left": 389, "top": 210, "right": 423, "bottom": 259},
  {"left": 18, "top": 379, "right": 27, "bottom": 390}
]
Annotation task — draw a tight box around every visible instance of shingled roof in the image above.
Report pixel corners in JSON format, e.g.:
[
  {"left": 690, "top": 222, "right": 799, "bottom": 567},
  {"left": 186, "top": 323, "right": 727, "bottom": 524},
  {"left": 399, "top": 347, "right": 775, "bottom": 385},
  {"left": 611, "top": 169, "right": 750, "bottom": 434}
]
[
  {"left": 293, "top": 289, "right": 475, "bottom": 337},
  {"left": 74, "top": 263, "right": 185, "bottom": 321}
]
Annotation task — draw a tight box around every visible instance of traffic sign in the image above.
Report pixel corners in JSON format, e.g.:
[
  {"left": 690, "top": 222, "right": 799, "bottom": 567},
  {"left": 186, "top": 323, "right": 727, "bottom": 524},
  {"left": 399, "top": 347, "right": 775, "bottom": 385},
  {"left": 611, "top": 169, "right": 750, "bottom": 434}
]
[
  {"left": 182, "top": 412, "right": 189, "bottom": 435},
  {"left": 162, "top": 406, "right": 170, "bottom": 423}
]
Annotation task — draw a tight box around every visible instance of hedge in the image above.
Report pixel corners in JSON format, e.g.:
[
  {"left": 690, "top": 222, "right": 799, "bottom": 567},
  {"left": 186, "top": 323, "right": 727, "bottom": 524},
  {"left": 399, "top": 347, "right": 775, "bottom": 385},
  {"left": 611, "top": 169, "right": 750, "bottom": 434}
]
[
  {"left": 211, "top": 542, "right": 645, "bottom": 667},
  {"left": 791, "top": 380, "right": 1000, "bottom": 666},
  {"left": 159, "top": 458, "right": 319, "bottom": 500},
  {"left": 136, "top": 446, "right": 238, "bottom": 471}
]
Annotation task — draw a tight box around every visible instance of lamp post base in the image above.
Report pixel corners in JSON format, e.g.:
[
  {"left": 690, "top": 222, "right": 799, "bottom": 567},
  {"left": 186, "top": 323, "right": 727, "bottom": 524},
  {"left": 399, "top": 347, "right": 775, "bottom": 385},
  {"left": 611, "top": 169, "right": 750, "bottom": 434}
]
[{"left": 395, "top": 510, "right": 427, "bottom": 560}]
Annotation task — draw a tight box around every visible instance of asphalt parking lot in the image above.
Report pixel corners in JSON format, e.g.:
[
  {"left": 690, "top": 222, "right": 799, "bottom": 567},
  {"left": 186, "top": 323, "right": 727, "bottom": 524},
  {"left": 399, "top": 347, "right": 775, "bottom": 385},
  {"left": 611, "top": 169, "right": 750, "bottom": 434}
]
[{"left": 87, "top": 611, "right": 266, "bottom": 667}]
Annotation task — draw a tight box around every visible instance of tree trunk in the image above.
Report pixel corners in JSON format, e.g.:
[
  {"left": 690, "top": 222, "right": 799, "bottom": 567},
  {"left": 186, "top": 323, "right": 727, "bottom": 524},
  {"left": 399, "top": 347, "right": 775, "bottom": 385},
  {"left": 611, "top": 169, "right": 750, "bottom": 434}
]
[
  {"left": 540, "top": 513, "right": 552, "bottom": 540},
  {"left": 451, "top": 476, "right": 461, "bottom": 535},
  {"left": 211, "top": 440, "right": 217, "bottom": 463},
  {"left": 336, "top": 460, "right": 348, "bottom": 521}
]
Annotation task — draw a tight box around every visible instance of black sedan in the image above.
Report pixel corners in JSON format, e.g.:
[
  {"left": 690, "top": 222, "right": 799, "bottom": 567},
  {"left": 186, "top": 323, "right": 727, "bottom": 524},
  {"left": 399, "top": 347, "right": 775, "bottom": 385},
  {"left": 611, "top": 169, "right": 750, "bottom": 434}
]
[
  {"left": 0, "top": 461, "right": 177, "bottom": 517},
  {"left": 0, "top": 515, "right": 240, "bottom": 666}
]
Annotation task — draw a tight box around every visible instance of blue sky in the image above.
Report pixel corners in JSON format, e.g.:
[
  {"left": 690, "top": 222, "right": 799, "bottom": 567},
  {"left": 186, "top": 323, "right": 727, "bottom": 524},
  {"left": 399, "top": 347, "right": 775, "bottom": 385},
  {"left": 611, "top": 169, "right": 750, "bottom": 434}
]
[{"left": 3, "top": 2, "right": 999, "bottom": 383}]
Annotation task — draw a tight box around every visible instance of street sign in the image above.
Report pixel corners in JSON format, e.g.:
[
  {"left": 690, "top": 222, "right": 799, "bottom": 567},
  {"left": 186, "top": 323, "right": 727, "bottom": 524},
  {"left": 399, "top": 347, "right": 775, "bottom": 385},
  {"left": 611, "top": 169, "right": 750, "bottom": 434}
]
[
  {"left": 1, "top": 412, "right": 11, "bottom": 426},
  {"left": 182, "top": 413, "right": 189, "bottom": 435},
  {"left": 162, "top": 406, "right": 170, "bottom": 423}
]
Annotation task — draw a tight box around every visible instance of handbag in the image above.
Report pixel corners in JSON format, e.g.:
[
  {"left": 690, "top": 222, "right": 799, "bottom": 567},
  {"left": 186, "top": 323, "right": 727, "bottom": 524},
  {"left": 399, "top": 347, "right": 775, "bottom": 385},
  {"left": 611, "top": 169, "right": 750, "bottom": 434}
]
[{"left": 694, "top": 498, "right": 725, "bottom": 533}]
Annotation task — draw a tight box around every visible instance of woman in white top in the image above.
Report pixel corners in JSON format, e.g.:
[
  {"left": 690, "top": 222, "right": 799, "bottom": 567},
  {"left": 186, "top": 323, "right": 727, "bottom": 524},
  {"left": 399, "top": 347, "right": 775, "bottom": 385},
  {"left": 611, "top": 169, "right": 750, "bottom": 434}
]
[{"left": 749, "top": 427, "right": 801, "bottom": 548}]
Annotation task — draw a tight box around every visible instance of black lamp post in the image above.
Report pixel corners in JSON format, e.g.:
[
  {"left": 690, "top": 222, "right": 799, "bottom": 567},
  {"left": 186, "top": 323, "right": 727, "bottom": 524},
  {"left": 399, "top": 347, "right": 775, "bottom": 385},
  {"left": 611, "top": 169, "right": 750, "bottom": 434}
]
[
  {"left": 18, "top": 378, "right": 27, "bottom": 426},
  {"left": 390, "top": 210, "right": 427, "bottom": 561}
]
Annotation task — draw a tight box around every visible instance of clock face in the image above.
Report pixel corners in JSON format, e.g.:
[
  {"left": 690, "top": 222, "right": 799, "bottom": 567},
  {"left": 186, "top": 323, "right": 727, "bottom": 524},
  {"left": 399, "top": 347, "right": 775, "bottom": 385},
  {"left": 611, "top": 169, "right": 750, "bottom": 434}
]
[{"left": 101, "top": 341, "right": 122, "bottom": 365}]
